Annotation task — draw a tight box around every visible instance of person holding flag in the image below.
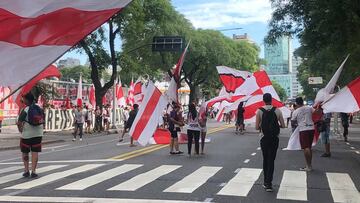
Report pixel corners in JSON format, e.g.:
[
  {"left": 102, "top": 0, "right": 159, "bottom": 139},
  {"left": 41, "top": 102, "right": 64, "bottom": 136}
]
[{"left": 168, "top": 102, "right": 184, "bottom": 155}]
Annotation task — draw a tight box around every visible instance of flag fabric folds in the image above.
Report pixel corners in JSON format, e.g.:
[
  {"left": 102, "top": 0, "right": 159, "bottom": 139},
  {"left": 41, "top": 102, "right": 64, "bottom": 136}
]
[
  {"left": 77, "top": 74, "right": 83, "bottom": 107},
  {"left": 314, "top": 55, "right": 349, "bottom": 104},
  {"left": 133, "top": 79, "right": 144, "bottom": 105},
  {"left": 116, "top": 79, "right": 126, "bottom": 107},
  {"left": 216, "top": 66, "right": 251, "bottom": 93},
  {"left": 126, "top": 78, "right": 134, "bottom": 106},
  {"left": 129, "top": 81, "right": 167, "bottom": 146},
  {"left": 15, "top": 64, "right": 61, "bottom": 109},
  {"left": 0, "top": 0, "right": 132, "bottom": 100},
  {"left": 89, "top": 85, "right": 95, "bottom": 108},
  {"left": 323, "top": 76, "right": 360, "bottom": 113}
]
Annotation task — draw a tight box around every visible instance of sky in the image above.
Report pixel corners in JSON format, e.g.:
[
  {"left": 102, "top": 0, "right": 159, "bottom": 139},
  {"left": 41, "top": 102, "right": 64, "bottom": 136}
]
[{"left": 62, "top": 0, "right": 299, "bottom": 65}]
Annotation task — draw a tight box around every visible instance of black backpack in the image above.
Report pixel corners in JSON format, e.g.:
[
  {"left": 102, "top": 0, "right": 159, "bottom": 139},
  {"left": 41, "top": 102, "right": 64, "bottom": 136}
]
[
  {"left": 260, "top": 107, "right": 280, "bottom": 137},
  {"left": 27, "top": 104, "right": 45, "bottom": 126}
]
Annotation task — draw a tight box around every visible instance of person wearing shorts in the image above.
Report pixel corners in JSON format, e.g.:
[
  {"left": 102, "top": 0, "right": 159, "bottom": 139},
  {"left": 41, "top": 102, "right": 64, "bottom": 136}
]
[
  {"left": 17, "top": 93, "right": 43, "bottom": 178},
  {"left": 168, "top": 103, "right": 184, "bottom": 155},
  {"left": 292, "top": 97, "right": 315, "bottom": 172}
]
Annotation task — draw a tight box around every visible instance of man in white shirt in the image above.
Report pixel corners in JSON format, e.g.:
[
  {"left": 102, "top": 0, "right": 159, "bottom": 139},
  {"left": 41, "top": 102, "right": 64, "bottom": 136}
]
[{"left": 291, "top": 97, "right": 315, "bottom": 171}]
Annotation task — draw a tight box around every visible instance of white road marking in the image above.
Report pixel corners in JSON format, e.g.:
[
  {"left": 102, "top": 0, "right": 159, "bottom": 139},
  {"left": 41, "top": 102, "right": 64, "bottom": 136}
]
[
  {"left": 234, "top": 168, "right": 241, "bottom": 173},
  {"left": 244, "top": 159, "right": 250, "bottom": 163},
  {"left": 43, "top": 144, "right": 70, "bottom": 150},
  {"left": 251, "top": 153, "right": 256, "bottom": 156},
  {"left": 56, "top": 164, "right": 142, "bottom": 190},
  {"left": 217, "top": 168, "right": 262, "bottom": 197},
  {"left": 219, "top": 183, "right": 226, "bottom": 187},
  {"left": 203, "top": 198, "right": 213, "bottom": 202},
  {"left": 164, "top": 166, "right": 222, "bottom": 193},
  {"left": 346, "top": 143, "right": 351, "bottom": 145},
  {"left": 277, "top": 170, "right": 307, "bottom": 201},
  {"left": 0, "top": 165, "right": 67, "bottom": 185},
  {"left": 257, "top": 147, "right": 261, "bottom": 150},
  {"left": 108, "top": 165, "right": 181, "bottom": 191},
  {"left": 0, "top": 166, "right": 22, "bottom": 174},
  {"left": 326, "top": 173, "right": 360, "bottom": 203},
  {"left": 356, "top": 151, "right": 360, "bottom": 154},
  {"left": 0, "top": 159, "right": 123, "bottom": 165},
  {"left": 5, "top": 164, "right": 103, "bottom": 189},
  {"left": 0, "top": 196, "right": 203, "bottom": 203},
  {"left": 350, "top": 147, "right": 356, "bottom": 150}
]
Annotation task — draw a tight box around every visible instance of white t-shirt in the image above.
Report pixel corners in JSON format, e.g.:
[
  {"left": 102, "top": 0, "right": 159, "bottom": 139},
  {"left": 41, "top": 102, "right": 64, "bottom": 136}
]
[
  {"left": 291, "top": 106, "right": 314, "bottom": 132},
  {"left": 187, "top": 114, "right": 201, "bottom": 131}
]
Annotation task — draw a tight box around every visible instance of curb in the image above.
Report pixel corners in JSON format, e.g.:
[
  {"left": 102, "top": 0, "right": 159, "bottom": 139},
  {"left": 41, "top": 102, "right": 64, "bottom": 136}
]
[{"left": 0, "top": 139, "right": 66, "bottom": 152}]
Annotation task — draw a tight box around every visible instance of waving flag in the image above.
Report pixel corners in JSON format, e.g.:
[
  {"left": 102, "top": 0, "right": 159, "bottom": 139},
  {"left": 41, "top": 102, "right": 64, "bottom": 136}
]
[
  {"left": 89, "top": 85, "right": 95, "bottom": 108},
  {"left": 15, "top": 64, "right": 61, "bottom": 109},
  {"left": 77, "top": 74, "right": 83, "bottom": 107},
  {"left": 323, "top": 77, "right": 360, "bottom": 113},
  {"left": 0, "top": 0, "right": 132, "bottom": 101},
  {"left": 216, "top": 66, "right": 251, "bottom": 93},
  {"left": 116, "top": 78, "right": 126, "bottom": 107},
  {"left": 166, "top": 41, "right": 190, "bottom": 103},
  {"left": 130, "top": 81, "right": 167, "bottom": 146},
  {"left": 315, "top": 55, "right": 350, "bottom": 104},
  {"left": 234, "top": 70, "right": 280, "bottom": 100},
  {"left": 133, "top": 79, "right": 144, "bottom": 105},
  {"left": 126, "top": 78, "right": 134, "bottom": 106}
]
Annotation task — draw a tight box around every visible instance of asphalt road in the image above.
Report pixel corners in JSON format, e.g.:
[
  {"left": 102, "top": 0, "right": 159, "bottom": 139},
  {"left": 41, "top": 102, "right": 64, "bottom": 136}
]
[{"left": 0, "top": 121, "right": 359, "bottom": 203}]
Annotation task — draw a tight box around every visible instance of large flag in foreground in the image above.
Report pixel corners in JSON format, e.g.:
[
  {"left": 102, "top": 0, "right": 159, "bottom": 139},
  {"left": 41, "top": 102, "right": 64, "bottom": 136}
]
[
  {"left": 323, "top": 77, "right": 360, "bottom": 113},
  {"left": 133, "top": 79, "right": 144, "bottom": 105},
  {"left": 130, "top": 81, "right": 167, "bottom": 146},
  {"left": 15, "top": 64, "right": 61, "bottom": 109},
  {"left": 216, "top": 66, "right": 251, "bottom": 93},
  {"left": 0, "top": 0, "right": 132, "bottom": 100}
]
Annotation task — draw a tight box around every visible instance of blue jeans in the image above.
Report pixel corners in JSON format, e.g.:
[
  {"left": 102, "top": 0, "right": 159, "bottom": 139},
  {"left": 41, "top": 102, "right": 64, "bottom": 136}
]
[{"left": 320, "top": 126, "right": 330, "bottom": 144}]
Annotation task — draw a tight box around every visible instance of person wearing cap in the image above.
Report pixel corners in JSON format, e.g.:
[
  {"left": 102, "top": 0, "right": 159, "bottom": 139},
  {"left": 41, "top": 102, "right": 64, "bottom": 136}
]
[{"left": 17, "top": 93, "right": 43, "bottom": 178}]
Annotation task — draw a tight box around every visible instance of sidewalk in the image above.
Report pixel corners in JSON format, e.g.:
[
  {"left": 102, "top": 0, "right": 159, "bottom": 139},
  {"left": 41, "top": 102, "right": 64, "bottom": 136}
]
[{"left": 0, "top": 125, "right": 118, "bottom": 151}]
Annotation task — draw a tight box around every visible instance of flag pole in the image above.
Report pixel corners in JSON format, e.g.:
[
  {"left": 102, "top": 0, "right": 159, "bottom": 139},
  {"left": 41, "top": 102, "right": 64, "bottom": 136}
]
[{"left": 111, "top": 74, "right": 118, "bottom": 129}]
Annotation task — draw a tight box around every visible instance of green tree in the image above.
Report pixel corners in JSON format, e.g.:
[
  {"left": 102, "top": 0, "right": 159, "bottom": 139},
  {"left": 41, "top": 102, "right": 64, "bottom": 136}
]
[
  {"left": 271, "top": 80, "right": 287, "bottom": 102},
  {"left": 266, "top": 0, "right": 360, "bottom": 99},
  {"left": 59, "top": 65, "right": 91, "bottom": 82}
]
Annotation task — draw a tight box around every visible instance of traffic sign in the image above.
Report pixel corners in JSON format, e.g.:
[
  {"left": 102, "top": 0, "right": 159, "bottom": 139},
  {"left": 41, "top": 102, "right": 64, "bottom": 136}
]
[
  {"left": 152, "top": 36, "right": 185, "bottom": 52},
  {"left": 308, "top": 77, "right": 323, "bottom": 84}
]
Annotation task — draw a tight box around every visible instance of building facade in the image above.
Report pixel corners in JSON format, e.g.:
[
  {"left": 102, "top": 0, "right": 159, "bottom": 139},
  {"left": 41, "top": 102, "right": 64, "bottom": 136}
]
[
  {"left": 291, "top": 56, "right": 304, "bottom": 98},
  {"left": 57, "top": 57, "right": 81, "bottom": 69}
]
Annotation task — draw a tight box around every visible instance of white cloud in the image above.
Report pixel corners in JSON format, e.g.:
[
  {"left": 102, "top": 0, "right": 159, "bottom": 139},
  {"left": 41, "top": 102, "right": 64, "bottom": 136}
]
[{"left": 176, "top": 0, "right": 272, "bottom": 29}]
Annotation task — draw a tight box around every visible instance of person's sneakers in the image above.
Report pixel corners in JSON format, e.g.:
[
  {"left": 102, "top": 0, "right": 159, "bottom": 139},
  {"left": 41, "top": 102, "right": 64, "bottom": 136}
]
[
  {"left": 30, "top": 172, "right": 38, "bottom": 178},
  {"left": 300, "top": 167, "right": 312, "bottom": 172},
  {"left": 22, "top": 171, "right": 30, "bottom": 178},
  {"left": 175, "top": 151, "right": 184, "bottom": 154},
  {"left": 118, "top": 138, "right": 124, "bottom": 142},
  {"left": 116, "top": 142, "right": 122, "bottom": 146},
  {"left": 72, "top": 138, "right": 76, "bottom": 141},
  {"left": 79, "top": 138, "right": 83, "bottom": 141},
  {"left": 265, "top": 186, "right": 273, "bottom": 192},
  {"left": 170, "top": 151, "right": 176, "bottom": 155},
  {"left": 321, "top": 153, "right": 331, "bottom": 157}
]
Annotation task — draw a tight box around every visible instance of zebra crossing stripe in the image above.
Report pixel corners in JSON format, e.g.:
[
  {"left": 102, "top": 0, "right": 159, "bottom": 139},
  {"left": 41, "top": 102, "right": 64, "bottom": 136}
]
[
  {"left": 164, "top": 166, "right": 222, "bottom": 193},
  {"left": 277, "top": 170, "right": 307, "bottom": 201},
  {"left": 56, "top": 164, "right": 143, "bottom": 190},
  {"left": 5, "top": 164, "right": 103, "bottom": 189},
  {"left": 0, "top": 165, "right": 67, "bottom": 185},
  {"left": 108, "top": 165, "right": 181, "bottom": 191},
  {"left": 0, "top": 166, "right": 22, "bottom": 174},
  {"left": 217, "top": 168, "right": 262, "bottom": 197},
  {"left": 326, "top": 173, "right": 360, "bottom": 203}
]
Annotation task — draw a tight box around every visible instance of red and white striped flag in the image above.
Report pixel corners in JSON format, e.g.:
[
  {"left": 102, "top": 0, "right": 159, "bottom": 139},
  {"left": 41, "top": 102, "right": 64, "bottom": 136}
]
[
  {"left": 126, "top": 78, "right": 135, "bottom": 106},
  {"left": 0, "top": 0, "right": 132, "bottom": 100},
  {"left": 166, "top": 41, "right": 190, "bottom": 103},
  {"left": 133, "top": 78, "right": 144, "bottom": 105},
  {"left": 216, "top": 66, "right": 251, "bottom": 93},
  {"left": 77, "top": 74, "right": 83, "bottom": 107},
  {"left": 116, "top": 78, "right": 126, "bottom": 107},
  {"left": 89, "top": 85, "right": 96, "bottom": 108},
  {"left": 130, "top": 81, "right": 167, "bottom": 146},
  {"left": 323, "top": 76, "right": 360, "bottom": 113}
]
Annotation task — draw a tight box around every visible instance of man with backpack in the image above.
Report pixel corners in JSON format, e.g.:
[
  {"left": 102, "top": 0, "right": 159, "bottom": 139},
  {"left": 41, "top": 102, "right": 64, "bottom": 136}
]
[
  {"left": 17, "top": 93, "right": 44, "bottom": 178},
  {"left": 255, "top": 93, "right": 285, "bottom": 192}
]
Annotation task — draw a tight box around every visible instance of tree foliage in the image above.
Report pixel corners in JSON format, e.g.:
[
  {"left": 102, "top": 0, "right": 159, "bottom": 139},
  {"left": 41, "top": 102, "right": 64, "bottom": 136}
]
[
  {"left": 271, "top": 80, "right": 287, "bottom": 102},
  {"left": 266, "top": 0, "right": 360, "bottom": 99}
]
